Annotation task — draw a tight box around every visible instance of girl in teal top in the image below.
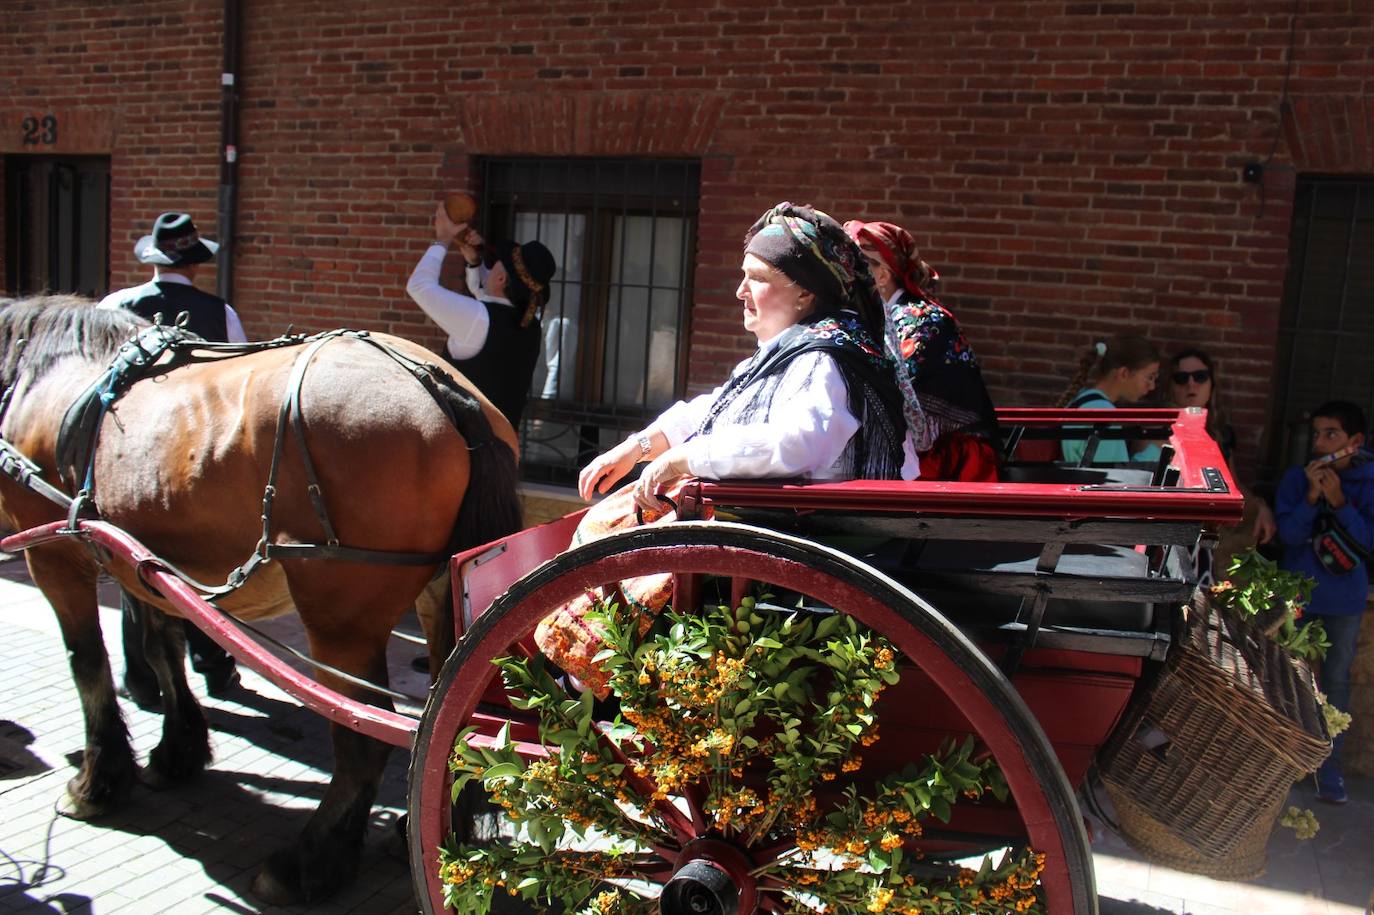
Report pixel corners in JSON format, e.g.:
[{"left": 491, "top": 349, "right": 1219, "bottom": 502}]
[{"left": 1059, "top": 336, "right": 1162, "bottom": 464}]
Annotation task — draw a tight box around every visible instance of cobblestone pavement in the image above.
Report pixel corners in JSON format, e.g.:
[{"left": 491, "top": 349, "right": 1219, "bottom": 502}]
[{"left": 0, "top": 554, "right": 1369, "bottom": 914}]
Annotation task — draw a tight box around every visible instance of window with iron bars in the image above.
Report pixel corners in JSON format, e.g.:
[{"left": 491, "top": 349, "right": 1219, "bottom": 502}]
[
  {"left": 4, "top": 155, "right": 110, "bottom": 298},
  {"left": 476, "top": 157, "right": 700, "bottom": 487},
  {"left": 1268, "top": 174, "right": 1374, "bottom": 482}
]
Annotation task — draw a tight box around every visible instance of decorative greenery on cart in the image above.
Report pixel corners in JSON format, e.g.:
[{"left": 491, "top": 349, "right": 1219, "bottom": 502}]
[{"left": 439, "top": 596, "right": 1046, "bottom": 914}]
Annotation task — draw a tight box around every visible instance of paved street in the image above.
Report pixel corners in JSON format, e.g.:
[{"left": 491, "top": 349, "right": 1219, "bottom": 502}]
[{"left": 0, "top": 554, "right": 1369, "bottom": 914}]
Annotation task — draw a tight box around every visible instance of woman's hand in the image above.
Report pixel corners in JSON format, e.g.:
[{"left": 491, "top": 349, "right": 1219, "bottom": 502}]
[
  {"left": 633, "top": 447, "right": 691, "bottom": 514},
  {"left": 456, "top": 227, "right": 485, "bottom": 266},
  {"left": 578, "top": 439, "right": 642, "bottom": 502},
  {"left": 432, "top": 202, "right": 463, "bottom": 247}
]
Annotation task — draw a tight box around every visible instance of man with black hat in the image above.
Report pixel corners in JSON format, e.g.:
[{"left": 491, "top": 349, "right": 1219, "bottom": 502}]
[
  {"left": 406, "top": 202, "right": 557, "bottom": 427},
  {"left": 98, "top": 211, "right": 247, "bottom": 343},
  {"left": 98, "top": 211, "right": 243, "bottom": 707}
]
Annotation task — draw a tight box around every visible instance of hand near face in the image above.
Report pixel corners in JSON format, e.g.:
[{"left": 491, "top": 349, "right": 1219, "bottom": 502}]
[
  {"left": 456, "top": 227, "right": 485, "bottom": 265},
  {"left": 1305, "top": 460, "right": 1346, "bottom": 507}
]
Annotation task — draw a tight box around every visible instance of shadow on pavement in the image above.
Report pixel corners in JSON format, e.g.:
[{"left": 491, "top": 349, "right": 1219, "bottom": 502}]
[
  {"left": 0, "top": 721, "right": 50, "bottom": 780},
  {"left": 1098, "top": 900, "right": 1175, "bottom": 914}
]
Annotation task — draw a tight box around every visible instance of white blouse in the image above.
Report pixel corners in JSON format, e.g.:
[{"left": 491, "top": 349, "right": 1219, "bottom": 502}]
[
  {"left": 404, "top": 244, "right": 513, "bottom": 360},
  {"left": 656, "top": 345, "right": 919, "bottom": 482}
]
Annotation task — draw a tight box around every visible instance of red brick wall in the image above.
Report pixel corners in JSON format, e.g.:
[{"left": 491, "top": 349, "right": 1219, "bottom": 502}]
[{"left": 3, "top": 0, "right": 1373, "bottom": 480}]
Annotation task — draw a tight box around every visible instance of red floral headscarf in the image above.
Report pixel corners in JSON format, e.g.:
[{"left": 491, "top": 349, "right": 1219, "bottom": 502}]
[{"left": 842, "top": 220, "right": 935, "bottom": 295}]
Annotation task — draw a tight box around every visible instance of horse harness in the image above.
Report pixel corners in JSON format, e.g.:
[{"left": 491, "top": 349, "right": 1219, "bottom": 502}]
[{"left": 0, "top": 322, "right": 487, "bottom": 599}]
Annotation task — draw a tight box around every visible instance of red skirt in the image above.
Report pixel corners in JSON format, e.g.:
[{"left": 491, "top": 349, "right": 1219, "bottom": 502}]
[{"left": 917, "top": 432, "right": 999, "bottom": 482}]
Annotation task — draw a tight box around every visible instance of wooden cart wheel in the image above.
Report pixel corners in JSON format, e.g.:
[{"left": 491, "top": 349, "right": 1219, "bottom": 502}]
[{"left": 409, "top": 522, "right": 1097, "bottom": 914}]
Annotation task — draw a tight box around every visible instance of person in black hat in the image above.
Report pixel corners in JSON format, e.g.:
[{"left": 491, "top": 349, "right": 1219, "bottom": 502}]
[
  {"left": 98, "top": 211, "right": 248, "bottom": 343},
  {"left": 406, "top": 202, "right": 557, "bottom": 427},
  {"left": 98, "top": 211, "right": 243, "bottom": 707}
]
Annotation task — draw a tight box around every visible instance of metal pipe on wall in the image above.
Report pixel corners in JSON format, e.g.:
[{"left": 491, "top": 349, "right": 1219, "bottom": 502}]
[{"left": 216, "top": 0, "right": 241, "bottom": 303}]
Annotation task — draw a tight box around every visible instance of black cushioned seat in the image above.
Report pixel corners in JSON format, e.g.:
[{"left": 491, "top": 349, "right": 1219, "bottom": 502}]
[{"left": 895, "top": 540, "right": 1156, "bottom": 633}]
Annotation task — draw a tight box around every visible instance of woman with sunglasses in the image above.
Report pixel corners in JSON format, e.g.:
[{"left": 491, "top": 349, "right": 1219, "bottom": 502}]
[{"left": 1168, "top": 349, "right": 1276, "bottom": 577}]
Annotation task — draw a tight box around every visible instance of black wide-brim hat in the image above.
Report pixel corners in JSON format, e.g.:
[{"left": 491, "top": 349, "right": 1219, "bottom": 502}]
[
  {"left": 135, "top": 211, "right": 219, "bottom": 266},
  {"left": 486, "top": 239, "right": 557, "bottom": 306}
]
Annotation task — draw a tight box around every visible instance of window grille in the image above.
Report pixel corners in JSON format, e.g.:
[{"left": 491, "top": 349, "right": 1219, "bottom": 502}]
[
  {"left": 1269, "top": 175, "right": 1374, "bottom": 481},
  {"left": 478, "top": 157, "right": 700, "bottom": 487},
  {"left": 4, "top": 156, "right": 110, "bottom": 298}
]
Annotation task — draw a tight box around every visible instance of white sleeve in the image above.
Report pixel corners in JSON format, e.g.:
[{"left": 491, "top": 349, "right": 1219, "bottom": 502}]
[
  {"left": 654, "top": 352, "right": 758, "bottom": 446},
  {"left": 657, "top": 390, "right": 723, "bottom": 446},
  {"left": 405, "top": 244, "right": 490, "bottom": 360},
  {"left": 680, "top": 352, "right": 860, "bottom": 480},
  {"left": 223, "top": 305, "right": 248, "bottom": 343}
]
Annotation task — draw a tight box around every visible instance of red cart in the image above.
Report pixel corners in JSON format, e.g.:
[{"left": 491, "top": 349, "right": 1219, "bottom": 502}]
[{"left": 7, "top": 406, "right": 1244, "bottom": 915}]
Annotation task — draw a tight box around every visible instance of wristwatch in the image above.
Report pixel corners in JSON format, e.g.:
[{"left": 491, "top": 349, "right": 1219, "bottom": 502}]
[{"left": 636, "top": 433, "right": 653, "bottom": 458}]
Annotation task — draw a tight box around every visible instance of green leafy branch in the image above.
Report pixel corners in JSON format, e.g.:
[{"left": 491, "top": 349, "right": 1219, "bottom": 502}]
[
  {"left": 438, "top": 595, "right": 1045, "bottom": 913},
  {"left": 1210, "top": 549, "right": 1328, "bottom": 661}
]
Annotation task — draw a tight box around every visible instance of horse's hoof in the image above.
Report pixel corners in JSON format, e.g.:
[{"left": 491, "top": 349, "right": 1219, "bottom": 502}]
[
  {"left": 250, "top": 868, "right": 300, "bottom": 907},
  {"left": 55, "top": 782, "right": 107, "bottom": 821},
  {"left": 147, "top": 740, "right": 211, "bottom": 787},
  {"left": 385, "top": 814, "right": 409, "bottom": 862},
  {"left": 139, "top": 764, "right": 171, "bottom": 790},
  {"left": 251, "top": 850, "right": 302, "bottom": 906}
]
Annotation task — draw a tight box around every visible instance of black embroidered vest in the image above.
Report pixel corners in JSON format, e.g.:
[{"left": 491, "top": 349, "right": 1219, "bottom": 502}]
[
  {"left": 108, "top": 280, "right": 230, "bottom": 343},
  {"left": 444, "top": 300, "right": 541, "bottom": 427}
]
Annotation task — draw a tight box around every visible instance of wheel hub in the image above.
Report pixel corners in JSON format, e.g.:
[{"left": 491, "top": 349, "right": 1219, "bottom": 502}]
[{"left": 660, "top": 839, "right": 756, "bottom": 915}]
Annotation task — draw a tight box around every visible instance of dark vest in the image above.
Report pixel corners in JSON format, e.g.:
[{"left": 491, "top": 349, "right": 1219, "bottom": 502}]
[
  {"left": 109, "top": 280, "right": 230, "bottom": 343},
  {"left": 445, "top": 299, "right": 541, "bottom": 427}
]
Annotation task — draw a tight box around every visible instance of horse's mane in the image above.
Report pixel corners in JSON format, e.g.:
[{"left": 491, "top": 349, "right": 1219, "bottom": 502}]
[{"left": 0, "top": 294, "right": 153, "bottom": 390}]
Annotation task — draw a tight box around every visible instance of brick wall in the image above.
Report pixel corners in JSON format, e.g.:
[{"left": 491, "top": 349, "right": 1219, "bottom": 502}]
[{"left": 2, "top": 0, "right": 1372, "bottom": 481}]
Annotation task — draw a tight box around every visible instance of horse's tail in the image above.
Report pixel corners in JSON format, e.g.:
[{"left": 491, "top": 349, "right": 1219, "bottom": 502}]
[
  {"left": 445, "top": 396, "right": 523, "bottom": 555},
  {"left": 416, "top": 380, "right": 522, "bottom": 672}
]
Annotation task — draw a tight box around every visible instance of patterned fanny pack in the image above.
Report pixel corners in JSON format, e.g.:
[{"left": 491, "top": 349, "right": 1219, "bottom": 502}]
[{"left": 1312, "top": 508, "right": 1370, "bottom": 576}]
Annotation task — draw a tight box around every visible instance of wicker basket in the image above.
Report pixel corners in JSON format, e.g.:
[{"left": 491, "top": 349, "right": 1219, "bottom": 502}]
[{"left": 1098, "top": 592, "right": 1331, "bottom": 876}]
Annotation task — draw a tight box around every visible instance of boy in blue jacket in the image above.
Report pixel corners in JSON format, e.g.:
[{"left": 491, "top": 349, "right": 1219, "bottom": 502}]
[{"left": 1275, "top": 400, "right": 1374, "bottom": 804}]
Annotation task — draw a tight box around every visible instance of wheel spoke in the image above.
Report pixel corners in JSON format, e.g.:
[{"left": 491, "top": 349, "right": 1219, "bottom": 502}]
[{"left": 593, "top": 721, "right": 697, "bottom": 844}]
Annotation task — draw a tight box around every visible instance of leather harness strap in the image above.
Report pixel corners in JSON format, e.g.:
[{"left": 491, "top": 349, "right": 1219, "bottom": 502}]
[{"left": 0, "top": 325, "right": 485, "bottom": 599}]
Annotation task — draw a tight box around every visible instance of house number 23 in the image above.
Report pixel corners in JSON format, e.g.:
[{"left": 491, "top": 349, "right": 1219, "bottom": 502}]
[{"left": 21, "top": 115, "right": 58, "bottom": 146}]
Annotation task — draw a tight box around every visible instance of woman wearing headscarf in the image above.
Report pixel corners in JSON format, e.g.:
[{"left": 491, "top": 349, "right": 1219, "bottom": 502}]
[
  {"left": 546, "top": 203, "right": 911, "bottom": 694},
  {"left": 579, "top": 202, "right": 913, "bottom": 513},
  {"left": 843, "top": 220, "right": 1000, "bottom": 482}
]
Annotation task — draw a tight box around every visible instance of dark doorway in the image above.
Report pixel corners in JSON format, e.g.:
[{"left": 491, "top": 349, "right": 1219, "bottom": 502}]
[
  {"left": 4, "top": 155, "right": 111, "bottom": 298},
  {"left": 1268, "top": 175, "right": 1374, "bottom": 481}
]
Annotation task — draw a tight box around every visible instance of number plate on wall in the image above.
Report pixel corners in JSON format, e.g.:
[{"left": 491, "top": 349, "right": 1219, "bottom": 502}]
[{"left": 0, "top": 109, "right": 114, "bottom": 154}]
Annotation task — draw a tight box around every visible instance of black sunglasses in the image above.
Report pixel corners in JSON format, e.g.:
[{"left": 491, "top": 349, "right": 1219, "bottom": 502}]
[{"left": 1171, "top": 369, "right": 1211, "bottom": 385}]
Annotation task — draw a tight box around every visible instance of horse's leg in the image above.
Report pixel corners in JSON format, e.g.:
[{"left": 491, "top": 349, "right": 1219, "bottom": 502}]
[
  {"left": 26, "top": 545, "right": 138, "bottom": 817},
  {"left": 138, "top": 600, "right": 212, "bottom": 787},
  {"left": 251, "top": 582, "right": 401, "bottom": 905},
  {"left": 413, "top": 572, "right": 455, "bottom": 681}
]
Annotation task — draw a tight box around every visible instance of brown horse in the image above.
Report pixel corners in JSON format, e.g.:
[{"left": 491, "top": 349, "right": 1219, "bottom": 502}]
[{"left": 0, "top": 295, "right": 522, "bottom": 904}]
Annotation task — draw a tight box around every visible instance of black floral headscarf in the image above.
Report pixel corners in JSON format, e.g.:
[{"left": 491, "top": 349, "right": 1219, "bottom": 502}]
[{"left": 743, "top": 202, "right": 885, "bottom": 341}]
